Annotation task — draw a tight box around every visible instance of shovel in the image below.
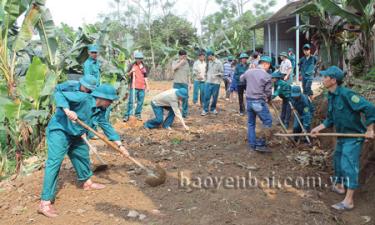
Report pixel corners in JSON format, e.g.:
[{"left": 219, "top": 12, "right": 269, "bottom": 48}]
[
  {"left": 288, "top": 101, "right": 311, "bottom": 145},
  {"left": 275, "top": 133, "right": 373, "bottom": 138},
  {"left": 270, "top": 102, "right": 297, "bottom": 147},
  {"left": 82, "top": 136, "right": 109, "bottom": 172},
  {"left": 76, "top": 118, "right": 166, "bottom": 187}
]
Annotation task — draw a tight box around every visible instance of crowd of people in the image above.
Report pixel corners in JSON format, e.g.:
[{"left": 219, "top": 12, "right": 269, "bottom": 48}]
[{"left": 37, "top": 44, "right": 375, "bottom": 217}]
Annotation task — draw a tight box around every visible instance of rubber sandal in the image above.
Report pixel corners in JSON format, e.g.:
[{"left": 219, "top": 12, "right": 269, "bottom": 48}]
[
  {"left": 83, "top": 182, "right": 106, "bottom": 191},
  {"left": 37, "top": 203, "right": 58, "bottom": 218},
  {"left": 331, "top": 202, "right": 354, "bottom": 211},
  {"left": 331, "top": 186, "right": 345, "bottom": 195}
]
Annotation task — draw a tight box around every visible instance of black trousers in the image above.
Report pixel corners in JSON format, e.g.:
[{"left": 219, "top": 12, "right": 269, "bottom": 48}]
[{"left": 238, "top": 84, "right": 246, "bottom": 113}]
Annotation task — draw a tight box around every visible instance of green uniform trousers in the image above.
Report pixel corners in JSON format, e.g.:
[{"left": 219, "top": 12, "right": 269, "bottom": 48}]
[
  {"left": 333, "top": 138, "right": 364, "bottom": 190},
  {"left": 41, "top": 129, "right": 92, "bottom": 200}
]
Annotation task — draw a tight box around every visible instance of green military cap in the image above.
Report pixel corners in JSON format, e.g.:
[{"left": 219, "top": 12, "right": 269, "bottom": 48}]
[
  {"left": 303, "top": 44, "right": 311, "bottom": 49},
  {"left": 279, "top": 52, "right": 288, "bottom": 57},
  {"left": 227, "top": 55, "right": 234, "bottom": 61},
  {"left": 319, "top": 66, "right": 345, "bottom": 81},
  {"left": 176, "top": 88, "right": 188, "bottom": 99},
  {"left": 88, "top": 44, "right": 99, "bottom": 52},
  {"left": 79, "top": 76, "right": 97, "bottom": 91},
  {"left": 271, "top": 71, "right": 282, "bottom": 78},
  {"left": 134, "top": 51, "right": 144, "bottom": 59},
  {"left": 91, "top": 84, "right": 119, "bottom": 101},
  {"left": 259, "top": 56, "right": 272, "bottom": 64},
  {"left": 291, "top": 86, "right": 302, "bottom": 97},
  {"left": 239, "top": 53, "right": 249, "bottom": 59}
]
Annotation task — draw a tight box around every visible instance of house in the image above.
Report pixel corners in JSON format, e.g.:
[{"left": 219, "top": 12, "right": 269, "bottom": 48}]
[{"left": 250, "top": 0, "right": 319, "bottom": 80}]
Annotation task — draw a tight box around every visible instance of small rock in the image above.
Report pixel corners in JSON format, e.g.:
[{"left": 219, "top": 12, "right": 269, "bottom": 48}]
[
  {"left": 77, "top": 208, "right": 86, "bottom": 214},
  {"left": 109, "top": 213, "right": 114, "bottom": 217},
  {"left": 361, "top": 216, "right": 371, "bottom": 224},
  {"left": 139, "top": 214, "right": 146, "bottom": 220},
  {"left": 127, "top": 210, "right": 139, "bottom": 218},
  {"left": 64, "top": 162, "right": 73, "bottom": 170},
  {"left": 11, "top": 206, "right": 24, "bottom": 215}
]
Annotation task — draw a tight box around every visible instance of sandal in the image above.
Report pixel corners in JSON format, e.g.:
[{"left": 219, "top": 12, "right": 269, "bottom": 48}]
[
  {"left": 37, "top": 202, "right": 58, "bottom": 218},
  {"left": 331, "top": 186, "right": 345, "bottom": 195},
  {"left": 331, "top": 202, "right": 354, "bottom": 211},
  {"left": 83, "top": 182, "right": 106, "bottom": 191}
]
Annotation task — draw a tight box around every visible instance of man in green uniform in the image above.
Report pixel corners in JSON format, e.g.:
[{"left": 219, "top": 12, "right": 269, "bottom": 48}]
[
  {"left": 233, "top": 53, "right": 249, "bottom": 116},
  {"left": 84, "top": 44, "right": 101, "bottom": 85},
  {"left": 311, "top": 66, "right": 375, "bottom": 211},
  {"left": 38, "top": 84, "right": 129, "bottom": 218},
  {"left": 299, "top": 44, "right": 317, "bottom": 97},
  {"left": 271, "top": 71, "right": 291, "bottom": 128},
  {"left": 290, "top": 86, "right": 314, "bottom": 143},
  {"left": 55, "top": 76, "right": 97, "bottom": 93}
]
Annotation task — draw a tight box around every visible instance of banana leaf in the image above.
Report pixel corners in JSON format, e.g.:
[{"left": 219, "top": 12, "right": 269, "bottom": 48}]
[
  {"left": 23, "top": 57, "right": 47, "bottom": 108},
  {"left": 13, "top": 4, "right": 41, "bottom": 52},
  {"left": 36, "top": 6, "right": 57, "bottom": 65},
  {"left": 3, "top": 0, "right": 29, "bottom": 29},
  {"left": 320, "top": 0, "right": 361, "bottom": 25}
]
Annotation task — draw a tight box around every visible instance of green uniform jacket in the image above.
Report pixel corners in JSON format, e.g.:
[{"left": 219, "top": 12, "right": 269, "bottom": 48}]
[
  {"left": 299, "top": 56, "right": 317, "bottom": 79},
  {"left": 272, "top": 79, "right": 291, "bottom": 99},
  {"left": 84, "top": 57, "right": 101, "bottom": 85},
  {"left": 291, "top": 94, "right": 314, "bottom": 128},
  {"left": 233, "top": 63, "right": 249, "bottom": 86},
  {"left": 323, "top": 86, "right": 375, "bottom": 134},
  {"left": 47, "top": 90, "right": 120, "bottom": 141}
]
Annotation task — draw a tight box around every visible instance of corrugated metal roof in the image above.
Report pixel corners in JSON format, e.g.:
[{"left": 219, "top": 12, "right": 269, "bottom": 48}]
[{"left": 250, "top": 0, "right": 306, "bottom": 29}]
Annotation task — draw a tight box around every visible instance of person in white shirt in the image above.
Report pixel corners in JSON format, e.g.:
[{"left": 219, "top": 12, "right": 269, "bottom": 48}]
[
  {"left": 144, "top": 88, "right": 189, "bottom": 130},
  {"left": 279, "top": 52, "right": 293, "bottom": 84}
]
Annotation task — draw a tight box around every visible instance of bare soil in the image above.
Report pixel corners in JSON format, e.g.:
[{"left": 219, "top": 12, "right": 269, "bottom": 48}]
[{"left": 0, "top": 81, "right": 374, "bottom": 225}]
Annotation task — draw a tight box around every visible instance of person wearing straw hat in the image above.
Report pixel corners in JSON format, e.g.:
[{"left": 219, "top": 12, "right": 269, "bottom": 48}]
[
  {"left": 39, "top": 84, "right": 129, "bottom": 218},
  {"left": 290, "top": 86, "right": 314, "bottom": 143},
  {"left": 279, "top": 52, "right": 293, "bottom": 84},
  {"left": 123, "top": 51, "right": 149, "bottom": 122},
  {"left": 144, "top": 88, "right": 189, "bottom": 130},
  {"left": 311, "top": 66, "right": 375, "bottom": 211},
  {"left": 84, "top": 44, "right": 101, "bottom": 85}
]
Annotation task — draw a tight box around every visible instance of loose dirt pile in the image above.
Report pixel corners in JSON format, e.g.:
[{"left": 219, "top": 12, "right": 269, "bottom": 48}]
[{"left": 0, "top": 81, "right": 374, "bottom": 225}]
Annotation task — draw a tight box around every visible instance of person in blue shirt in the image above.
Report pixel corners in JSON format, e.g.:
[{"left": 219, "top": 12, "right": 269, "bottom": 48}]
[
  {"left": 290, "top": 86, "right": 314, "bottom": 143},
  {"left": 38, "top": 84, "right": 129, "bottom": 218},
  {"left": 83, "top": 44, "right": 101, "bottom": 85},
  {"left": 233, "top": 53, "right": 249, "bottom": 115},
  {"left": 311, "top": 66, "right": 375, "bottom": 211},
  {"left": 299, "top": 44, "right": 317, "bottom": 97}
]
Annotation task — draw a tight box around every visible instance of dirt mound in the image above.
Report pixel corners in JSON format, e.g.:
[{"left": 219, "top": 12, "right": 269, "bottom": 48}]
[{"left": 0, "top": 81, "right": 373, "bottom": 225}]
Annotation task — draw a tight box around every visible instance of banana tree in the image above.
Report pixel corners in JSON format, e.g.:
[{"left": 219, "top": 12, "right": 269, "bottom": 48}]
[
  {"left": 292, "top": 0, "right": 348, "bottom": 66},
  {"left": 319, "top": 0, "right": 375, "bottom": 73}
]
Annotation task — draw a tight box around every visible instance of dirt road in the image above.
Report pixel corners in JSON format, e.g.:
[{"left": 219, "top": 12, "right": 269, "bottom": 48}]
[{"left": 0, "top": 81, "right": 374, "bottom": 225}]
